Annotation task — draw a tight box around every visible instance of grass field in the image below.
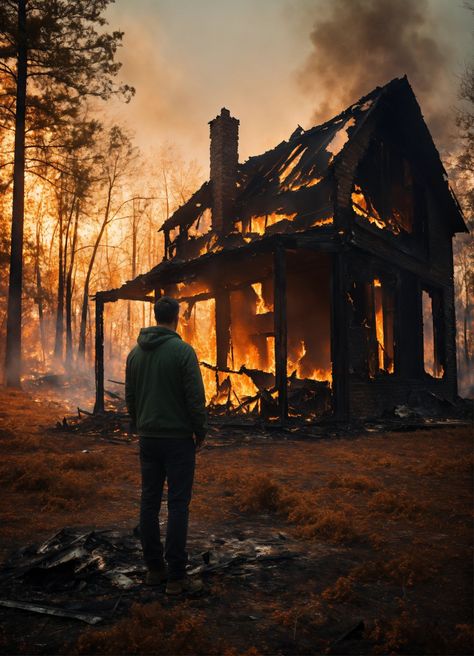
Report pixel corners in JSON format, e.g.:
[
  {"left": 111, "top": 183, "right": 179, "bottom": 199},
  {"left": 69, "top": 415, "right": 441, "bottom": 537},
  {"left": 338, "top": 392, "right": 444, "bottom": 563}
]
[{"left": 0, "top": 387, "right": 472, "bottom": 654}]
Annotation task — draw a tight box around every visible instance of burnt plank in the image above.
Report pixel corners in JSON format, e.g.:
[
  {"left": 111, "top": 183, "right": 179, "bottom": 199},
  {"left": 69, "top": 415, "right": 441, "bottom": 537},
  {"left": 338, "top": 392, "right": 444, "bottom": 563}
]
[
  {"left": 93, "top": 295, "right": 105, "bottom": 414},
  {"left": 215, "top": 287, "right": 231, "bottom": 370},
  {"left": 274, "top": 244, "right": 288, "bottom": 422},
  {"left": 331, "top": 252, "right": 349, "bottom": 421}
]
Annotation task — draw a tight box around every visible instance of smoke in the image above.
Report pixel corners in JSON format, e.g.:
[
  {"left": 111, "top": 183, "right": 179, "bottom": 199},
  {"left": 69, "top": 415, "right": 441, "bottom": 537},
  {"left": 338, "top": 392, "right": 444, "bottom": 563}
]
[
  {"left": 106, "top": 15, "right": 206, "bottom": 158},
  {"left": 297, "top": 0, "right": 456, "bottom": 147}
]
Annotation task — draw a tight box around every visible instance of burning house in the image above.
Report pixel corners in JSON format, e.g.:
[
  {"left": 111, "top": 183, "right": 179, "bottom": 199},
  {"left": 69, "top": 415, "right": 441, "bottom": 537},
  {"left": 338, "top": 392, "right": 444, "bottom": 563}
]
[{"left": 94, "top": 77, "right": 468, "bottom": 422}]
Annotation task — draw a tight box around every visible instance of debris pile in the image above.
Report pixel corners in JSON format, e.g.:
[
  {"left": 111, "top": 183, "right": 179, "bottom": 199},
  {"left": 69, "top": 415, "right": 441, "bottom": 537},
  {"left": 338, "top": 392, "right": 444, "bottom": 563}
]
[
  {"left": 0, "top": 527, "right": 299, "bottom": 626},
  {"left": 53, "top": 410, "right": 132, "bottom": 441}
]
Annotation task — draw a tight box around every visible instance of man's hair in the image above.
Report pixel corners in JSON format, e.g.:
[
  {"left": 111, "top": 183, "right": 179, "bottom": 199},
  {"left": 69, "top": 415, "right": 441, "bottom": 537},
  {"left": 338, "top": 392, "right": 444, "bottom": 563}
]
[{"left": 154, "top": 296, "right": 180, "bottom": 324}]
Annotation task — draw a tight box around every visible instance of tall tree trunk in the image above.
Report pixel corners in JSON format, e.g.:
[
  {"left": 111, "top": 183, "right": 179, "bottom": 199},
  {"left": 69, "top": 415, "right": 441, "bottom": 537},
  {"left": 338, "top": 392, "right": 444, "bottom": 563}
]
[
  {"left": 5, "top": 0, "right": 27, "bottom": 387},
  {"left": 35, "top": 221, "right": 46, "bottom": 365},
  {"left": 65, "top": 201, "right": 79, "bottom": 369},
  {"left": 463, "top": 274, "right": 471, "bottom": 366},
  {"left": 78, "top": 185, "right": 113, "bottom": 360},
  {"left": 53, "top": 193, "right": 65, "bottom": 362},
  {"left": 127, "top": 199, "right": 138, "bottom": 328}
]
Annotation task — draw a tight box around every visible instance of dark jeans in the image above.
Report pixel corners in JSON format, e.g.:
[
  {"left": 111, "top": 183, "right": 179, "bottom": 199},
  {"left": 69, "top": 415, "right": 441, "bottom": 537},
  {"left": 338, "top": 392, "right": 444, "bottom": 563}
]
[{"left": 139, "top": 436, "right": 196, "bottom": 580}]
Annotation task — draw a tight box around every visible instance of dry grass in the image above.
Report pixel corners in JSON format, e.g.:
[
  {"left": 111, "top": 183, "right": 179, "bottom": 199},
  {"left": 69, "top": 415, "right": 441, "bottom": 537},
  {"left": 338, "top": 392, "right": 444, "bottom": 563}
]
[
  {"left": 238, "top": 475, "right": 283, "bottom": 514},
  {"left": 289, "top": 505, "right": 358, "bottom": 543},
  {"left": 321, "top": 575, "right": 356, "bottom": 603},
  {"left": 231, "top": 474, "right": 360, "bottom": 544},
  {"left": 365, "top": 602, "right": 473, "bottom": 655},
  {"left": 0, "top": 389, "right": 472, "bottom": 655},
  {"left": 367, "top": 490, "right": 426, "bottom": 518},
  {"left": 0, "top": 451, "right": 110, "bottom": 510},
  {"left": 408, "top": 453, "right": 474, "bottom": 478},
  {"left": 327, "top": 473, "right": 378, "bottom": 491},
  {"left": 74, "top": 601, "right": 220, "bottom": 655},
  {"left": 351, "top": 551, "right": 439, "bottom": 588},
  {"left": 272, "top": 594, "right": 327, "bottom": 638},
  {"left": 63, "top": 452, "right": 107, "bottom": 471},
  {"left": 0, "top": 427, "right": 42, "bottom": 452}
]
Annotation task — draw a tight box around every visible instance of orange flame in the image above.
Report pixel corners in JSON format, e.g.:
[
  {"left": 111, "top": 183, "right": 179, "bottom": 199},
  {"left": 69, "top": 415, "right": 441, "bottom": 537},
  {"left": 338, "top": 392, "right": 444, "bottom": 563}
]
[
  {"left": 352, "top": 185, "right": 387, "bottom": 230},
  {"left": 251, "top": 283, "right": 273, "bottom": 314},
  {"left": 288, "top": 340, "right": 332, "bottom": 384},
  {"left": 311, "top": 216, "right": 333, "bottom": 228},
  {"left": 249, "top": 212, "right": 297, "bottom": 235}
]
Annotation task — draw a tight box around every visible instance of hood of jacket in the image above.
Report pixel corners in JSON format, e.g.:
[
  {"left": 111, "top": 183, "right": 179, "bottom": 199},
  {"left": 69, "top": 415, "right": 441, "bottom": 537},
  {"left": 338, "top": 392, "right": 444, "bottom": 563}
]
[{"left": 137, "top": 326, "right": 181, "bottom": 351}]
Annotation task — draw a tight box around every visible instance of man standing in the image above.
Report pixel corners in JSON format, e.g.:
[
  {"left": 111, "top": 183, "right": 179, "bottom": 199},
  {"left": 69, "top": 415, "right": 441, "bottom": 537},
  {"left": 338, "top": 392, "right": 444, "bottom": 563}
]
[{"left": 125, "top": 296, "right": 207, "bottom": 594}]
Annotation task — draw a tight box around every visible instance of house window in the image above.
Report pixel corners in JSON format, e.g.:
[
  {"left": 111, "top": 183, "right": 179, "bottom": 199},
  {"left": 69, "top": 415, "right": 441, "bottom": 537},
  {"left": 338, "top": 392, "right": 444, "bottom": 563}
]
[
  {"left": 350, "top": 277, "right": 395, "bottom": 377},
  {"left": 352, "top": 138, "right": 414, "bottom": 236},
  {"left": 373, "top": 279, "right": 395, "bottom": 373},
  {"left": 422, "top": 289, "right": 445, "bottom": 378}
]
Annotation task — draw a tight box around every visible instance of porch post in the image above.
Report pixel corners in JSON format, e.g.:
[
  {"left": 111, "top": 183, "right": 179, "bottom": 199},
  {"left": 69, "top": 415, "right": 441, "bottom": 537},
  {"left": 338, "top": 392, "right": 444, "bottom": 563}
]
[
  {"left": 274, "top": 244, "right": 288, "bottom": 423},
  {"left": 215, "top": 287, "right": 231, "bottom": 370},
  {"left": 94, "top": 294, "right": 105, "bottom": 414},
  {"left": 331, "top": 252, "right": 350, "bottom": 421}
]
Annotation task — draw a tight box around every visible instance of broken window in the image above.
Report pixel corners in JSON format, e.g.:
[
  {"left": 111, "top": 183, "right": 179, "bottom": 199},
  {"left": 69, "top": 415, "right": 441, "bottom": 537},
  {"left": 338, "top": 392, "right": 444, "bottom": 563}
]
[
  {"left": 188, "top": 208, "right": 212, "bottom": 237},
  {"left": 179, "top": 296, "right": 217, "bottom": 401},
  {"left": 373, "top": 279, "right": 395, "bottom": 374},
  {"left": 352, "top": 137, "right": 414, "bottom": 235},
  {"left": 350, "top": 277, "right": 395, "bottom": 377},
  {"left": 422, "top": 289, "right": 445, "bottom": 378},
  {"left": 286, "top": 252, "right": 332, "bottom": 384},
  {"left": 228, "top": 280, "right": 274, "bottom": 374}
]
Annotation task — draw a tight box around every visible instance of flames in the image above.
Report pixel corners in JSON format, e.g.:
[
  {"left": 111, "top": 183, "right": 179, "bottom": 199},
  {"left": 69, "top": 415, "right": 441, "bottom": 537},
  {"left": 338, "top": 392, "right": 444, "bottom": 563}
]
[
  {"left": 249, "top": 212, "right": 297, "bottom": 236},
  {"left": 352, "top": 184, "right": 412, "bottom": 237},
  {"left": 370, "top": 278, "right": 395, "bottom": 375},
  {"left": 288, "top": 340, "right": 332, "bottom": 384},
  {"left": 373, "top": 279, "right": 385, "bottom": 372},
  {"left": 422, "top": 290, "right": 444, "bottom": 379},
  {"left": 311, "top": 217, "right": 333, "bottom": 228},
  {"left": 251, "top": 283, "right": 272, "bottom": 314},
  {"left": 177, "top": 273, "right": 332, "bottom": 412},
  {"left": 178, "top": 298, "right": 216, "bottom": 402},
  {"left": 279, "top": 147, "right": 307, "bottom": 188},
  {"left": 242, "top": 212, "right": 332, "bottom": 237},
  {"left": 352, "top": 184, "right": 387, "bottom": 230},
  {"left": 277, "top": 144, "right": 324, "bottom": 192}
]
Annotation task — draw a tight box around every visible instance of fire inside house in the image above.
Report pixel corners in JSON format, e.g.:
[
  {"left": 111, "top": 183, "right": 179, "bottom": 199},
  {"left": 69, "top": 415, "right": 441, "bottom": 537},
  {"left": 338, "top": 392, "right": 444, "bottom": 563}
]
[{"left": 93, "top": 76, "right": 468, "bottom": 422}]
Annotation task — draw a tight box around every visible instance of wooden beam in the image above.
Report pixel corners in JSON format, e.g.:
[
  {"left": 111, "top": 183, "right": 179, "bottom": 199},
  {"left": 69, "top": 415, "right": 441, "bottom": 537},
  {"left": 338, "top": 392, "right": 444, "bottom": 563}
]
[
  {"left": 273, "top": 244, "right": 288, "bottom": 423},
  {"left": 331, "top": 252, "right": 350, "bottom": 421},
  {"left": 93, "top": 295, "right": 105, "bottom": 414},
  {"left": 215, "top": 287, "right": 231, "bottom": 370}
]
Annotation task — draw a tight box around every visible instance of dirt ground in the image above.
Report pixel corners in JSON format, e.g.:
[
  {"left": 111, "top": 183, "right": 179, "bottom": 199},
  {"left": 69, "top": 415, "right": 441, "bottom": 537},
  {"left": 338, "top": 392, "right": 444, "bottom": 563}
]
[{"left": 0, "top": 386, "right": 472, "bottom": 655}]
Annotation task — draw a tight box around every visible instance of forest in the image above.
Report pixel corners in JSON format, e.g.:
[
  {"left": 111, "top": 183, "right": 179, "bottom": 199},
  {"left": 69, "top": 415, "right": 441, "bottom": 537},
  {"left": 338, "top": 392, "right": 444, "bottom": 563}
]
[{"left": 0, "top": 0, "right": 203, "bottom": 393}]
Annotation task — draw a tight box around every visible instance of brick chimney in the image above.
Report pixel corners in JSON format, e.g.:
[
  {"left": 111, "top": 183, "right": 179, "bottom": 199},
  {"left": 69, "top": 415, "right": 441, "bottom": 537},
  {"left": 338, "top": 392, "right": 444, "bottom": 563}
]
[{"left": 209, "top": 107, "right": 239, "bottom": 234}]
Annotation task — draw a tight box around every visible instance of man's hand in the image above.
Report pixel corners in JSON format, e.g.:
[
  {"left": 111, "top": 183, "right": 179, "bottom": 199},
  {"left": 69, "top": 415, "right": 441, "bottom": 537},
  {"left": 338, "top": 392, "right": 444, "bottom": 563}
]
[{"left": 194, "top": 434, "right": 206, "bottom": 451}]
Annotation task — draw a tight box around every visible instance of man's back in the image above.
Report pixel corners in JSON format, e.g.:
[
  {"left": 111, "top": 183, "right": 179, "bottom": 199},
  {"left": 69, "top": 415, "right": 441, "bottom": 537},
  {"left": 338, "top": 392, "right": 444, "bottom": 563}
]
[
  {"left": 125, "top": 326, "right": 207, "bottom": 440},
  {"left": 127, "top": 296, "right": 206, "bottom": 594}
]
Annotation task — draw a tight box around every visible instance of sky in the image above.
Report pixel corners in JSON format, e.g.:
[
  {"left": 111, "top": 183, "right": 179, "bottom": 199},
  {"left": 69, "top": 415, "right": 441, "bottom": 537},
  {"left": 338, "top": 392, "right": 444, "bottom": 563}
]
[{"left": 105, "top": 0, "right": 473, "bottom": 175}]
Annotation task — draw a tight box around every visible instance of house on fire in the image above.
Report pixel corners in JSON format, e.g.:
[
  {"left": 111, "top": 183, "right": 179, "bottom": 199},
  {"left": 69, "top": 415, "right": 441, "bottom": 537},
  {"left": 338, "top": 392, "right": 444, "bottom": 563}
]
[{"left": 94, "top": 76, "right": 468, "bottom": 422}]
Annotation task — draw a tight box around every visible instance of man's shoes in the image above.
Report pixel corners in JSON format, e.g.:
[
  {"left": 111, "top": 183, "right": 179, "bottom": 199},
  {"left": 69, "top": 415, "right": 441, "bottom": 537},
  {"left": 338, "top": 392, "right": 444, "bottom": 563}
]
[
  {"left": 165, "top": 576, "right": 204, "bottom": 595},
  {"left": 145, "top": 566, "right": 167, "bottom": 586}
]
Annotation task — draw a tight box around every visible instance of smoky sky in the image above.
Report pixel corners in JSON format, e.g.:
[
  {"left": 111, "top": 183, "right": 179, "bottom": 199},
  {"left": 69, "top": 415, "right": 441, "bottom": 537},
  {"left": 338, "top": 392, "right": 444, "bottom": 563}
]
[{"left": 297, "top": 0, "right": 458, "bottom": 148}]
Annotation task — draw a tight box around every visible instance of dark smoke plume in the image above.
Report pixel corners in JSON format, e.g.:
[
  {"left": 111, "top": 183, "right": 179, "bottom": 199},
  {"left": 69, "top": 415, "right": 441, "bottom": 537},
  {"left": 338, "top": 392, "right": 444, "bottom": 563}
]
[{"left": 297, "top": 0, "right": 454, "bottom": 146}]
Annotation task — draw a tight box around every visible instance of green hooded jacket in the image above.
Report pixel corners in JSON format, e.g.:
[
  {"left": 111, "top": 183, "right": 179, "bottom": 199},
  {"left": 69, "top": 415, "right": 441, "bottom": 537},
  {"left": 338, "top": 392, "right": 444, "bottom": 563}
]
[{"left": 125, "top": 326, "right": 207, "bottom": 439}]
